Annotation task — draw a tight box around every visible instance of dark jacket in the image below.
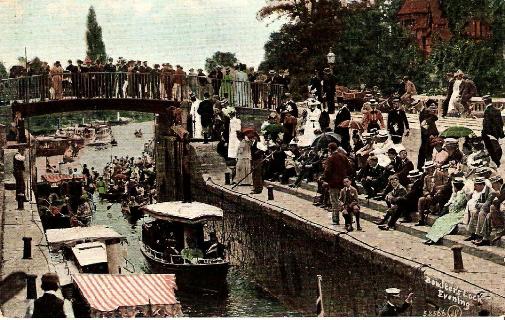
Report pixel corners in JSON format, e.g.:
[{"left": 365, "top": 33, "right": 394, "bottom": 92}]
[
  {"left": 396, "top": 159, "right": 414, "bottom": 187},
  {"left": 197, "top": 99, "right": 214, "bottom": 127},
  {"left": 323, "top": 151, "right": 351, "bottom": 189},
  {"left": 397, "top": 178, "right": 424, "bottom": 211},
  {"left": 387, "top": 108, "right": 409, "bottom": 136},
  {"left": 419, "top": 108, "right": 438, "bottom": 138},
  {"left": 334, "top": 106, "right": 351, "bottom": 127},
  {"left": 482, "top": 104, "right": 505, "bottom": 139},
  {"left": 32, "top": 293, "right": 66, "bottom": 318},
  {"left": 378, "top": 301, "right": 410, "bottom": 317},
  {"left": 443, "top": 78, "right": 455, "bottom": 109}
]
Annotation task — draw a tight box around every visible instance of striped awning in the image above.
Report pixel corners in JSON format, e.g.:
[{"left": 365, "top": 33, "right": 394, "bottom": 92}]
[{"left": 73, "top": 274, "right": 179, "bottom": 312}]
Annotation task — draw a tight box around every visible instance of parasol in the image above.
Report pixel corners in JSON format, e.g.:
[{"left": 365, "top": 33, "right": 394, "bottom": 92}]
[
  {"left": 337, "top": 119, "right": 364, "bottom": 131},
  {"left": 113, "top": 173, "right": 128, "bottom": 180},
  {"left": 242, "top": 127, "right": 259, "bottom": 139},
  {"left": 311, "top": 132, "right": 342, "bottom": 149},
  {"left": 440, "top": 126, "right": 475, "bottom": 138}
]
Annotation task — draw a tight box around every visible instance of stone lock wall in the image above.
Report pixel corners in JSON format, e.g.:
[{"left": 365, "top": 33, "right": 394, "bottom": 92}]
[{"left": 187, "top": 140, "right": 505, "bottom": 316}]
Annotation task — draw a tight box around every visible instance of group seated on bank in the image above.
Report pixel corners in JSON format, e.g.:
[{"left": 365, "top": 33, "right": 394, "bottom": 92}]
[{"left": 209, "top": 95, "right": 504, "bottom": 247}]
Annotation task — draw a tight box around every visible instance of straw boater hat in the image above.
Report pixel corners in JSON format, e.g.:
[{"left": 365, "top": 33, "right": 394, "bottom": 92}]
[
  {"left": 369, "top": 99, "right": 378, "bottom": 106},
  {"left": 444, "top": 138, "right": 458, "bottom": 146},
  {"left": 474, "top": 177, "right": 486, "bottom": 184},
  {"left": 453, "top": 177, "right": 465, "bottom": 185},
  {"left": 423, "top": 161, "right": 435, "bottom": 170},
  {"left": 489, "top": 175, "right": 502, "bottom": 183},
  {"left": 385, "top": 288, "right": 401, "bottom": 296},
  {"left": 475, "top": 167, "right": 491, "bottom": 176},
  {"left": 377, "top": 130, "right": 389, "bottom": 139},
  {"left": 407, "top": 169, "right": 423, "bottom": 179}
]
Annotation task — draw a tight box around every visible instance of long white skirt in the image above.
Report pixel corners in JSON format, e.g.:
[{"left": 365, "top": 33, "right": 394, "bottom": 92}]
[{"left": 235, "top": 158, "right": 253, "bottom": 185}]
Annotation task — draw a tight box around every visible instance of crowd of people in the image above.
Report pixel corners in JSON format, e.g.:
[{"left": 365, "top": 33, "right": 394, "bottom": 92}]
[
  {"left": 193, "top": 85, "right": 504, "bottom": 246},
  {"left": 99, "top": 154, "right": 157, "bottom": 214},
  {"left": 6, "top": 57, "right": 289, "bottom": 109}
]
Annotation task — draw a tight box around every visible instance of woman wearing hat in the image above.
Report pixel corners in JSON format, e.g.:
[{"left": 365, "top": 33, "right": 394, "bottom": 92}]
[
  {"left": 50, "top": 61, "right": 64, "bottom": 100},
  {"left": 447, "top": 70, "right": 464, "bottom": 115},
  {"left": 424, "top": 177, "right": 468, "bottom": 245},
  {"left": 362, "top": 100, "right": 385, "bottom": 133},
  {"left": 219, "top": 67, "right": 234, "bottom": 105}
]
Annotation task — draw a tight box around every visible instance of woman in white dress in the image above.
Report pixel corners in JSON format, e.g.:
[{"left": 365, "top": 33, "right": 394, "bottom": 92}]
[
  {"left": 234, "top": 65, "right": 249, "bottom": 107},
  {"left": 448, "top": 70, "right": 464, "bottom": 114},
  {"left": 234, "top": 131, "right": 253, "bottom": 185},
  {"left": 227, "top": 112, "right": 242, "bottom": 159},
  {"left": 298, "top": 98, "right": 322, "bottom": 147},
  {"left": 189, "top": 97, "right": 203, "bottom": 139}
]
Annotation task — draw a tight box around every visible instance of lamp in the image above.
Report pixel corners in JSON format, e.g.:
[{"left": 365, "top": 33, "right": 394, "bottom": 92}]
[{"left": 327, "top": 48, "right": 336, "bottom": 65}]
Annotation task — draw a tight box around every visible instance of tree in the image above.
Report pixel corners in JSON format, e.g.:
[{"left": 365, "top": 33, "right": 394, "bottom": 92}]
[
  {"left": 0, "top": 62, "right": 7, "bottom": 79},
  {"left": 85, "top": 6, "right": 107, "bottom": 62},
  {"left": 204, "top": 51, "right": 239, "bottom": 73}
]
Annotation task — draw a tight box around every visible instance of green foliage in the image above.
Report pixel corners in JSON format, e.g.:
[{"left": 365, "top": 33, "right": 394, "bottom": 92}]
[
  {"left": 204, "top": 51, "right": 239, "bottom": 73},
  {"left": 259, "top": 0, "right": 505, "bottom": 97},
  {"left": 86, "top": 6, "right": 107, "bottom": 62},
  {"left": 0, "top": 62, "right": 7, "bottom": 79}
]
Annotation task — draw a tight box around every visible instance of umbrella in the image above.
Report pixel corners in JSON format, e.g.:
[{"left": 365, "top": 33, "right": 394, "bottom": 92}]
[
  {"left": 440, "top": 126, "right": 475, "bottom": 138},
  {"left": 311, "top": 132, "right": 342, "bottom": 149},
  {"left": 113, "top": 173, "right": 128, "bottom": 180},
  {"left": 242, "top": 127, "right": 259, "bottom": 139},
  {"left": 337, "top": 119, "right": 364, "bottom": 131}
]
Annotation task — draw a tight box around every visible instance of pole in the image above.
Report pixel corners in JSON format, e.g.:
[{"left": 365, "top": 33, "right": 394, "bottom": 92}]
[
  {"left": 231, "top": 151, "right": 273, "bottom": 190},
  {"left": 317, "top": 274, "right": 325, "bottom": 317}
]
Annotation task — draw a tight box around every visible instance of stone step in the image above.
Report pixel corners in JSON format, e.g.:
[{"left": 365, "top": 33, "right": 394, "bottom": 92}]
[{"left": 269, "top": 179, "right": 505, "bottom": 266}]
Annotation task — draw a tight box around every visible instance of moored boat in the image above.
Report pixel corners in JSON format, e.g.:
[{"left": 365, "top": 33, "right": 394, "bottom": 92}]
[
  {"left": 72, "top": 273, "right": 183, "bottom": 317},
  {"left": 140, "top": 201, "right": 229, "bottom": 291}
]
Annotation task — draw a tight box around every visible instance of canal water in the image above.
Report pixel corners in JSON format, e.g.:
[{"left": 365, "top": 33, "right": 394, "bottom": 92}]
[{"left": 77, "top": 120, "right": 298, "bottom": 317}]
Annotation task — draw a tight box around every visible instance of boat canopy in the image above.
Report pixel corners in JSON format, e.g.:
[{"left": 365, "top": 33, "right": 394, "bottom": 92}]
[
  {"left": 71, "top": 242, "right": 108, "bottom": 267},
  {"left": 46, "top": 226, "right": 125, "bottom": 250},
  {"left": 141, "top": 201, "right": 223, "bottom": 224},
  {"left": 73, "top": 274, "right": 182, "bottom": 317},
  {"left": 41, "top": 173, "right": 85, "bottom": 184}
]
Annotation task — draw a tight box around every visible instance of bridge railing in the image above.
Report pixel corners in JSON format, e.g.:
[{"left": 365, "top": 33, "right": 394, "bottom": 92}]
[{"left": 0, "top": 72, "right": 286, "bottom": 110}]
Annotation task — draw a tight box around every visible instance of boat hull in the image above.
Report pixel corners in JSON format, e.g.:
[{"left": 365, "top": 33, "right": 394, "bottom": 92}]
[{"left": 140, "top": 245, "right": 229, "bottom": 292}]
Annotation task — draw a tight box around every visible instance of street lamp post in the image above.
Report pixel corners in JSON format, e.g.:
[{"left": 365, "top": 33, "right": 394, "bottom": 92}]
[{"left": 327, "top": 48, "right": 336, "bottom": 70}]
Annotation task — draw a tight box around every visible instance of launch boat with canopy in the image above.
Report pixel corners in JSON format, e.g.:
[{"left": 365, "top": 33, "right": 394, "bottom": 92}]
[{"left": 140, "top": 201, "right": 229, "bottom": 291}]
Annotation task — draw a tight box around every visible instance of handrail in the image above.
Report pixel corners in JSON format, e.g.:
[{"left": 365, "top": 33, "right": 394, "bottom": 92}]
[{"left": 0, "top": 72, "right": 286, "bottom": 110}]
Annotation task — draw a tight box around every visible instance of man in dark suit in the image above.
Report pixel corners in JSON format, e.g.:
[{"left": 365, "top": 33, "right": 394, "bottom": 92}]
[
  {"left": 460, "top": 75, "right": 478, "bottom": 117},
  {"left": 308, "top": 70, "right": 322, "bottom": 101},
  {"left": 387, "top": 98, "right": 410, "bottom": 143},
  {"left": 482, "top": 95, "right": 504, "bottom": 167},
  {"left": 322, "top": 142, "right": 352, "bottom": 224},
  {"left": 417, "top": 103, "right": 439, "bottom": 170},
  {"left": 377, "top": 288, "right": 413, "bottom": 316},
  {"left": 322, "top": 68, "right": 337, "bottom": 113},
  {"left": 198, "top": 92, "right": 214, "bottom": 140},
  {"left": 103, "top": 57, "right": 116, "bottom": 98},
  {"left": 442, "top": 72, "right": 454, "bottom": 117},
  {"left": 357, "top": 156, "right": 385, "bottom": 198},
  {"left": 65, "top": 60, "right": 78, "bottom": 97},
  {"left": 334, "top": 103, "right": 351, "bottom": 152},
  {"left": 32, "top": 273, "right": 66, "bottom": 318},
  {"left": 379, "top": 170, "right": 424, "bottom": 230}
]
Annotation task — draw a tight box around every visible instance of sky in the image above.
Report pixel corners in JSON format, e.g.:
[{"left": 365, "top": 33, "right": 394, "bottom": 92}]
[{"left": 0, "top": 0, "right": 283, "bottom": 70}]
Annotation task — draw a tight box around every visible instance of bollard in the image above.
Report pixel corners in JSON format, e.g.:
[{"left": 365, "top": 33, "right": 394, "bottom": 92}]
[
  {"left": 451, "top": 245, "right": 465, "bottom": 272},
  {"left": 225, "top": 172, "right": 231, "bottom": 185},
  {"left": 26, "top": 274, "right": 37, "bottom": 299},
  {"left": 267, "top": 185, "right": 274, "bottom": 200},
  {"left": 203, "top": 132, "right": 209, "bottom": 144},
  {"left": 17, "top": 193, "right": 25, "bottom": 210},
  {"left": 22, "top": 237, "right": 32, "bottom": 259}
]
